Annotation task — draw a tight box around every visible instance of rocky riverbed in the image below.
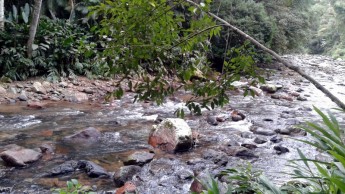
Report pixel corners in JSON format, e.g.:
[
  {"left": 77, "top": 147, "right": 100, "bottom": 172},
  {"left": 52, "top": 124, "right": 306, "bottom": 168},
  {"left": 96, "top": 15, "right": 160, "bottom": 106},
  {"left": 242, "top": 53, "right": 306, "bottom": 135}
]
[{"left": 0, "top": 54, "right": 344, "bottom": 194}]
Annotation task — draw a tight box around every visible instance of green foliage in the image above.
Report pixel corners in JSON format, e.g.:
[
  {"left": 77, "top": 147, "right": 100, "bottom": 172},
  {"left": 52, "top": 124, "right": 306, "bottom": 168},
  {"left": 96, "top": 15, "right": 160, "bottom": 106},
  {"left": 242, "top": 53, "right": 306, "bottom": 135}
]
[
  {"left": 52, "top": 179, "right": 96, "bottom": 194},
  {"left": 309, "top": 0, "right": 345, "bottom": 59},
  {"left": 288, "top": 107, "right": 345, "bottom": 193},
  {"left": 210, "top": 0, "right": 313, "bottom": 64},
  {"left": 87, "top": 0, "right": 263, "bottom": 113},
  {"left": 0, "top": 17, "right": 103, "bottom": 81}
]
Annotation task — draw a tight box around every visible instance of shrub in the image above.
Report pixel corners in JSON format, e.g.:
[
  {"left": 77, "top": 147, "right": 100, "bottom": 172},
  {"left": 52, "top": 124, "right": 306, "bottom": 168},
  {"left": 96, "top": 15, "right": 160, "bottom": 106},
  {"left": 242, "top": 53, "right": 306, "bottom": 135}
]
[{"left": 0, "top": 17, "right": 104, "bottom": 81}]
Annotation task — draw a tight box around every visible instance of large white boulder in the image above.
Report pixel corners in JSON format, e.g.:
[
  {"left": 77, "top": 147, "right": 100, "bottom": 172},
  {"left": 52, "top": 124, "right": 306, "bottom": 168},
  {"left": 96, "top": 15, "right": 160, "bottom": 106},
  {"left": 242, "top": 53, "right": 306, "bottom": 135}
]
[{"left": 148, "top": 118, "right": 193, "bottom": 153}]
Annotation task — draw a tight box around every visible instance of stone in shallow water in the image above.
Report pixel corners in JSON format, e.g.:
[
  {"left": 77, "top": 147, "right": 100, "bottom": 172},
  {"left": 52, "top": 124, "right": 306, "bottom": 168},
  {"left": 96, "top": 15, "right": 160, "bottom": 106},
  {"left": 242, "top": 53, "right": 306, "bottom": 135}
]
[
  {"left": 270, "top": 135, "right": 283, "bottom": 143},
  {"left": 206, "top": 116, "right": 218, "bottom": 126},
  {"left": 123, "top": 151, "right": 155, "bottom": 166},
  {"left": 274, "top": 145, "right": 289, "bottom": 155},
  {"left": 254, "top": 137, "right": 267, "bottom": 144},
  {"left": 148, "top": 118, "right": 193, "bottom": 153},
  {"left": 251, "top": 127, "right": 276, "bottom": 136},
  {"left": 113, "top": 165, "right": 142, "bottom": 187},
  {"left": 0, "top": 147, "right": 42, "bottom": 167},
  {"left": 46, "top": 160, "right": 79, "bottom": 177},
  {"left": 202, "top": 149, "right": 228, "bottom": 166},
  {"left": 77, "top": 160, "right": 110, "bottom": 178},
  {"left": 64, "top": 127, "right": 101, "bottom": 142}
]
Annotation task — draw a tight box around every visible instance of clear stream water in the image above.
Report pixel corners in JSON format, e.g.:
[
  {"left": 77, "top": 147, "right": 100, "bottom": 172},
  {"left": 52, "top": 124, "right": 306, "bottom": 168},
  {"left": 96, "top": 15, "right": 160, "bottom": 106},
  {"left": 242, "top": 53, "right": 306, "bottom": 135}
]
[{"left": 0, "top": 55, "right": 344, "bottom": 193}]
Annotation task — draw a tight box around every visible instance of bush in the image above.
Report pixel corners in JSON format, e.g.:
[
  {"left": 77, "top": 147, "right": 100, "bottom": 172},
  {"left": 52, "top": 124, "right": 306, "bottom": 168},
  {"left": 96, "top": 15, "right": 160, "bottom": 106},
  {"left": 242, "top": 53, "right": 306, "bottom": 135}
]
[{"left": 0, "top": 17, "right": 104, "bottom": 81}]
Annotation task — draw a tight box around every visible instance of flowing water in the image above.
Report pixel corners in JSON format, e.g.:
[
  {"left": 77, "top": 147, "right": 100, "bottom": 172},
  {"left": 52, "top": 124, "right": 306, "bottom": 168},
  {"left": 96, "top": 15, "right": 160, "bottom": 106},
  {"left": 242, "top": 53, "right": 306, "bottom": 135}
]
[{"left": 0, "top": 55, "right": 344, "bottom": 193}]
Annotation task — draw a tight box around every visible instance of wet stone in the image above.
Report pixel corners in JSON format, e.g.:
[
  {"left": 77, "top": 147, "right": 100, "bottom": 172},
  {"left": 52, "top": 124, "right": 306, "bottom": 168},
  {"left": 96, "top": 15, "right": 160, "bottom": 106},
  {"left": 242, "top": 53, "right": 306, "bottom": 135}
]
[
  {"left": 206, "top": 116, "right": 218, "bottom": 126},
  {"left": 254, "top": 137, "right": 267, "bottom": 144},
  {"left": 241, "top": 143, "right": 257, "bottom": 149},
  {"left": 123, "top": 151, "right": 155, "bottom": 166},
  {"left": 113, "top": 165, "right": 142, "bottom": 187},
  {"left": 46, "top": 160, "right": 79, "bottom": 177},
  {"left": 270, "top": 135, "right": 283, "bottom": 143},
  {"left": 231, "top": 111, "right": 245, "bottom": 122},
  {"left": 78, "top": 160, "right": 110, "bottom": 178},
  {"left": 202, "top": 149, "right": 228, "bottom": 166},
  {"left": 251, "top": 127, "right": 276, "bottom": 136},
  {"left": 240, "top": 132, "right": 254, "bottom": 139},
  {"left": 274, "top": 145, "right": 290, "bottom": 155},
  {"left": 115, "top": 182, "right": 136, "bottom": 194},
  {"left": 0, "top": 147, "right": 42, "bottom": 167},
  {"left": 297, "top": 96, "right": 308, "bottom": 101},
  {"left": 64, "top": 127, "right": 101, "bottom": 142}
]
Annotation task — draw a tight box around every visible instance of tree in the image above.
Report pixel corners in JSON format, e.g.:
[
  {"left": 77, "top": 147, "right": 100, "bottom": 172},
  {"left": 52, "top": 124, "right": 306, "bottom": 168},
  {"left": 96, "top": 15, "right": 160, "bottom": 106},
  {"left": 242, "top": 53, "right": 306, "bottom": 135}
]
[
  {"left": 0, "top": 0, "right": 4, "bottom": 30},
  {"left": 27, "top": 0, "right": 42, "bottom": 58}
]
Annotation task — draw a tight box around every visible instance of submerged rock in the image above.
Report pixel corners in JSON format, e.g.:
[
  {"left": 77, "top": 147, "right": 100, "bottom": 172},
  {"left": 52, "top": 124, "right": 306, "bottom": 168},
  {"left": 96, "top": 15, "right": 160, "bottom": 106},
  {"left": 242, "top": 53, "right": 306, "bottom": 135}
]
[
  {"left": 123, "top": 151, "right": 155, "bottom": 166},
  {"left": 148, "top": 118, "right": 193, "bottom": 153},
  {"left": 64, "top": 127, "right": 101, "bottom": 142},
  {"left": 0, "top": 147, "right": 42, "bottom": 167}
]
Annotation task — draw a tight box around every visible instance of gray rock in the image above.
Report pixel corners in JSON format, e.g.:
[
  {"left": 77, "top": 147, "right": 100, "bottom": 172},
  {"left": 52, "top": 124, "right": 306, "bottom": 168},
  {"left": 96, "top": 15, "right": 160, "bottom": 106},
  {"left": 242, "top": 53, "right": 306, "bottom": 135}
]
[
  {"left": 252, "top": 128, "right": 276, "bottom": 136},
  {"left": 59, "top": 82, "right": 68, "bottom": 88},
  {"left": 123, "top": 151, "right": 155, "bottom": 166},
  {"left": 7, "top": 87, "right": 17, "bottom": 94},
  {"left": 202, "top": 149, "right": 228, "bottom": 166},
  {"left": 114, "top": 165, "right": 142, "bottom": 187},
  {"left": 64, "top": 91, "right": 89, "bottom": 102},
  {"left": 241, "top": 143, "right": 257, "bottom": 149},
  {"left": 78, "top": 160, "right": 110, "bottom": 178},
  {"left": 18, "top": 92, "right": 28, "bottom": 101},
  {"left": 32, "top": 82, "right": 46, "bottom": 94},
  {"left": 206, "top": 116, "right": 218, "bottom": 126},
  {"left": 240, "top": 132, "right": 254, "bottom": 139},
  {"left": 270, "top": 135, "right": 283, "bottom": 143},
  {"left": 274, "top": 145, "right": 289, "bottom": 154},
  {"left": 0, "top": 147, "right": 42, "bottom": 167},
  {"left": 297, "top": 96, "right": 308, "bottom": 101},
  {"left": 46, "top": 160, "right": 79, "bottom": 177},
  {"left": 0, "top": 86, "right": 6, "bottom": 94},
  {"left": 83, "top": 88, "right": 94, "bottom": 94},
  {"left": 254, "top": 137, "right": 267, "bottom": 144}
]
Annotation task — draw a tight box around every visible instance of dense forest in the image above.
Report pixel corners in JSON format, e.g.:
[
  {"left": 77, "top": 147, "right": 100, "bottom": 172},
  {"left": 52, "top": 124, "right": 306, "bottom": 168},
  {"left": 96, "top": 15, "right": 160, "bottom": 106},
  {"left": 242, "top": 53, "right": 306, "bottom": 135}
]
[
  {"left": 0, "top": 0, "right": 344, "bottom": 81},
  {"left": 0, "top": 0, "right": 345, "bottom": 193}
]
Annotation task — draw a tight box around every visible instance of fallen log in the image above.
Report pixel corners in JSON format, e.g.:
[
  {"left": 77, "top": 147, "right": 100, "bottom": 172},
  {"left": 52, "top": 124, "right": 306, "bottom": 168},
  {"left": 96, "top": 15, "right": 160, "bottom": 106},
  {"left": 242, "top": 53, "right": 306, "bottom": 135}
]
[{"left": 186, "top": 0, "right": 345, "bottom": 110}]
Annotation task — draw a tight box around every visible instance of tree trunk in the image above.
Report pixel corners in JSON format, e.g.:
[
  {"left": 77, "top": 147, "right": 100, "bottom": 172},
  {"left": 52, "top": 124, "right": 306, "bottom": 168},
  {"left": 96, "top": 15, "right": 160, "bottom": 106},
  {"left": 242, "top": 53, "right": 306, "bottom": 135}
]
[
  {"left": 186, "top": 0, "right": 345, "bottom": 110},
  {"left": 0, "top": 0, "right": 4, "bottom": 30},
  {"left": 27, "top": 0, "right": 43, "bottom": 58}
]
